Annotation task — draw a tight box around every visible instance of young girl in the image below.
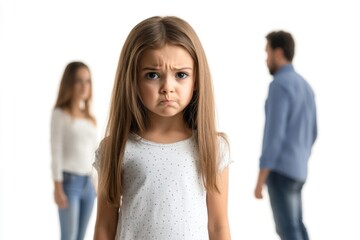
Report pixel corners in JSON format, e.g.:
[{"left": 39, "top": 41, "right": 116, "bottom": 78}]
[
  {"left": 51, "top": 61, "right": 97, "bottom": 240},
  {"left": 94, "top": 16, "right": 231, "bottom": 240}
]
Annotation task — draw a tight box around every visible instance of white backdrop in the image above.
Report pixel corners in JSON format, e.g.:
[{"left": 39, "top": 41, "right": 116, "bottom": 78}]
[{"left": 1, "top": 0, "right": 359, "bottom": 239}]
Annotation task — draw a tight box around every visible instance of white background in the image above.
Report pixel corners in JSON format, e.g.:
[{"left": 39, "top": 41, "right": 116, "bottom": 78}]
[{"left": 1, "top": 0, "right": 359, "bottom": 239}]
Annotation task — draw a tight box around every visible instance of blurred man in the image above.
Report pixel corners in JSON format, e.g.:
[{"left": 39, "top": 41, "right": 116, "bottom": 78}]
[{"left": 255, "top": 31, "right": 317, "bottom": 240}]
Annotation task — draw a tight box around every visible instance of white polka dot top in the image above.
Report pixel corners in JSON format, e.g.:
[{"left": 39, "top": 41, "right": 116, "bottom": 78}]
[{"left": 94, "top": 134, "right": 231, "bottom": 240}]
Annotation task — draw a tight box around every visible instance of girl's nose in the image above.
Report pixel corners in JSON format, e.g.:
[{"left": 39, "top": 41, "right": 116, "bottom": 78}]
[{"left": 160, "top": 76, "right": 175, "bottom": 94}]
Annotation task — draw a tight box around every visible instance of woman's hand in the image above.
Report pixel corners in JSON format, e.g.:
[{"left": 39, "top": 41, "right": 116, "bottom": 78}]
[{"left": 54, "top": 182, "right": 68, "bottom": 208}]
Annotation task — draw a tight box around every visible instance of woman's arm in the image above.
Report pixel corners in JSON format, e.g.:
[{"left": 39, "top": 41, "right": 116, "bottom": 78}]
[
  {"left": 54, "top": 181, "right": 68, "bottom": 208},
  {"left": 93, "top": 191, "right": 119, "bottom": 239},
  {"left": 51, "top": 109, "right": 68, "bottom": 208},
  {"left": 51, "top": 109, "right": 64, "bottom": 182},
  {"left": 207, "top": 168, "right": 231, "bottom": 240}
]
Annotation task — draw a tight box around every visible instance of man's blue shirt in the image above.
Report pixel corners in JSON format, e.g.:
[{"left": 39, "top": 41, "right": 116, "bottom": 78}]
[{"left": 260, "top": 64, "right": 317, "bottom": 181}]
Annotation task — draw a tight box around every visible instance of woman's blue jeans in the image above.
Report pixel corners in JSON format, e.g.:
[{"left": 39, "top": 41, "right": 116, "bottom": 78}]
[
  {"left": 58, "top": 172, "right": 96, "bottom": 240},
  {"left": 267, "top": 171, "right": 309, "bottom": 240}
]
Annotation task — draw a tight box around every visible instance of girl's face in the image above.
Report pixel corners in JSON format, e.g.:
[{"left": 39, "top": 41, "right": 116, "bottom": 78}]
[
  {"left": 138, "top": 44, "right": 195, "bottom": 119},
  {"left": 72, "top": 67, "right": 91, "bottom": 102}
]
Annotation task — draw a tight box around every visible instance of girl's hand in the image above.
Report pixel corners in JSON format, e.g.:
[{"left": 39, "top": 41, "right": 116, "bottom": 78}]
[{"left": 54, "top": 183, "right": 68, "bottom": 208}]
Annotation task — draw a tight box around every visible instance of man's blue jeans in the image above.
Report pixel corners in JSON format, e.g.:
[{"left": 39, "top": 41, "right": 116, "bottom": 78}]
[
  {"left": 267, "top": 171, "right": 309, "bottom": 240},
  {"left": 58, "top": 172, "right": 96, "bottom": 240}
]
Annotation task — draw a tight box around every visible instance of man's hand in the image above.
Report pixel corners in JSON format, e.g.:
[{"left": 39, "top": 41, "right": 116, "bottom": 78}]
[
  {"left": 254, "top": 169, "right": 270, "bottom": 199},
  {"left": 254, "top": 182, "right": 264, "bottom": 199}
]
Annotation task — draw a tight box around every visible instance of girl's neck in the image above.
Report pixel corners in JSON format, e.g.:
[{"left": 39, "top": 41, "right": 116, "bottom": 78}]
[{"left": 140, "top": 113, "right": 192, "bottom": 144}]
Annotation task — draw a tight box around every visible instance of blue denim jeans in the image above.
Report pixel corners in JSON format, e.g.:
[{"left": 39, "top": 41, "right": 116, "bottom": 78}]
[
  {"left": 58, "top": 172, "right": 96, "bottom": 240},
  {"left": 267, "top": 171, "right": 309, "bottom": 240}
]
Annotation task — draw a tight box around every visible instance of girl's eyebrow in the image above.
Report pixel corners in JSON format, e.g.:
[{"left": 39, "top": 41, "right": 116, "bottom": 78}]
[
  {"left": 141, "top": 66, "right": 193, "bottom": 71},
  {"left": 172, "top": 67, "right": 193, "bottom": 71},
  {"left": 141, "top": 67, "right": 161, "bottom": 71}
]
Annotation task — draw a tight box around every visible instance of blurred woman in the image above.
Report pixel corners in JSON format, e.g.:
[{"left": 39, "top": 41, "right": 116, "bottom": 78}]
[{"left": 50, "top": 61, "right": 97, "bottom": 240}]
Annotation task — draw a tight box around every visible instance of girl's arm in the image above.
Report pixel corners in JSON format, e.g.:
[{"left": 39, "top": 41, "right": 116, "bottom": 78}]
[
  {"left": 207, "top": 168, "right": 231, "bottom": 240},
  {"left": 93, "top": 192, "right": 119, "bottom": 239}
]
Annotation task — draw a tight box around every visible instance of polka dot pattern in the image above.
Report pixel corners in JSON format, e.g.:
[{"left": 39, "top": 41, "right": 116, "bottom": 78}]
[{"left": 95, "top": 134, "right": 231, "bottom": 240}]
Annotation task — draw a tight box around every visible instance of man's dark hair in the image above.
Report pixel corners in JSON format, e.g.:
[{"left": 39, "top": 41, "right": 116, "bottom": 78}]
[{"left": 266, "top": 31, "right": 295, "bottom": 62}]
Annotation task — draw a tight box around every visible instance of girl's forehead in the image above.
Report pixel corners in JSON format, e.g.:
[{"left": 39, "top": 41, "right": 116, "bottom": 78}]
[{"left": 139, "top": 45, "right": 194, "bottom": 69}]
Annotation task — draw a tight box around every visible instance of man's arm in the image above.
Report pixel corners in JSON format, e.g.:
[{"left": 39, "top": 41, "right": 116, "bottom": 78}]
[
  {"left": 255, "top": 83, "right": 289, "bottom": 199},
  {"left": 254, "top": 169, "right": 270, "bottom": 199}
]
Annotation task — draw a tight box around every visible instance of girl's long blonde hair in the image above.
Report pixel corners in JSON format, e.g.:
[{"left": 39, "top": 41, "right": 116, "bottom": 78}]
[
  {"left": 99, "top": 16, "right": 224, "bottom": 207},
  {"left": 54, "top": 61, "right": 95, "bottom": 123}
]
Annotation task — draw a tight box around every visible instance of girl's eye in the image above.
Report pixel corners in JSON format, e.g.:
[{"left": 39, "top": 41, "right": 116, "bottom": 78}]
[
  {"left": 176, "top": 72, "right": 188, "bottom": 79},
  {"left": 146, "top": 72, "right": 159, "bottom": 80}
]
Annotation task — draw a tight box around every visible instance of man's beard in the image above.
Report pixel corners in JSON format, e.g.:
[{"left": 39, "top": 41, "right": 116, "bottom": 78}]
[{"left": 268, "top": 66, "right": 277, "bottom": 75}]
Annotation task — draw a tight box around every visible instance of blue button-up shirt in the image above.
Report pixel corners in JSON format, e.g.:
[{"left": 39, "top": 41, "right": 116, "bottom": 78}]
[{"left": 260, "top": 64, "right": 317, "bottom": 181}]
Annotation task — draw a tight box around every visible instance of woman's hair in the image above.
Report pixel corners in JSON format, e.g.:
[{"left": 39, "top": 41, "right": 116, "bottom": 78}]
[
  {"left": 99, "top": 16, "right": 223, "bottom": 207},
  {"left": 54, "top": 61, "right": 95, "bottom": 122}
]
